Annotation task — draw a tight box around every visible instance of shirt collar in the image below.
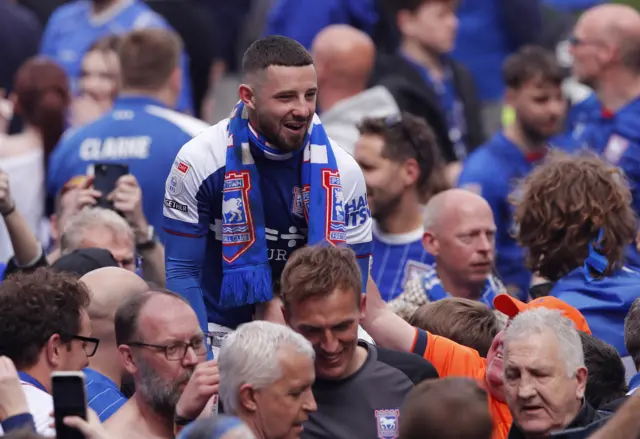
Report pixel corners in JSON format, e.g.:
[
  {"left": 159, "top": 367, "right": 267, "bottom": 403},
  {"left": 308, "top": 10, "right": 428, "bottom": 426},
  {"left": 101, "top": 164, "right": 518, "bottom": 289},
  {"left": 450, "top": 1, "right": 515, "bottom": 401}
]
[
  {"left": 18, "top": 371, "right": 48, "bottom": 393},
  {"left": 114, "top": 95, "right": 167, "bottom": 110}
]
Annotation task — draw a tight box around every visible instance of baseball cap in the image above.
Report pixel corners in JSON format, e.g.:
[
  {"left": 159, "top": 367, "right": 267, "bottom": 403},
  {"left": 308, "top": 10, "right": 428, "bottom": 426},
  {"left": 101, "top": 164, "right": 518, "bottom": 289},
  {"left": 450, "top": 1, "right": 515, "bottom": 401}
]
[
  {"left": 51, "top": 248, "right": 119, "bottom": 277},
  {"left": 493, "top": 294, "right": 592, "bottom": 334}
]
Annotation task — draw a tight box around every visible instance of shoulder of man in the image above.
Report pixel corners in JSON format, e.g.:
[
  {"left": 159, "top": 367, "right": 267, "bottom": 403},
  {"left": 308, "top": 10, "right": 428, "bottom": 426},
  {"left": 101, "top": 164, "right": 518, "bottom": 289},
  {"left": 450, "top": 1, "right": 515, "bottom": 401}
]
[
  {"left": 21, "top": 383, "right": 54, "bottom": 436},
  {"left": 375, "top": 345, "right": 440, "bottom": 385},
  {"left": 143, "top": 105, "right": 209, "bottom": 139}
]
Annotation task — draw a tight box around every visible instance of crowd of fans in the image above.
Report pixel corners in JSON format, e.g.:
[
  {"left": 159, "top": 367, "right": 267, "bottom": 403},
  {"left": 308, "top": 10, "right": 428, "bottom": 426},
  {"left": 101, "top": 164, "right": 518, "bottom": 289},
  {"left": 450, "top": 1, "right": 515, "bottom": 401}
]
[{"left": 5, "top": 0, "right": 640, "bottom": 438}]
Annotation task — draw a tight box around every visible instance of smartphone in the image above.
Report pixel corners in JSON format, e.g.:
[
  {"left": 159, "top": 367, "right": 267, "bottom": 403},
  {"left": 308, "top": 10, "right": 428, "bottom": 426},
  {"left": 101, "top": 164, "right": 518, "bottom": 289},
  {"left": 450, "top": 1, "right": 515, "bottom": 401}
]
[
  {"left": 52, "top": 371, "right": 87, "bottom": 439},
  {"left": 92, "top": 163, "right": 129, "bottom": 210}
]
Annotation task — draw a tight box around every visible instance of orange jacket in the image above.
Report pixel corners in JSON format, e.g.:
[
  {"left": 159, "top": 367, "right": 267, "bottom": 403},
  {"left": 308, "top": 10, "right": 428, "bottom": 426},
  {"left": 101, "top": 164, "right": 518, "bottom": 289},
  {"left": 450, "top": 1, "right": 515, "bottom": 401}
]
[{"left": 411, "top": 328, "right": 512, "bottom": 439}]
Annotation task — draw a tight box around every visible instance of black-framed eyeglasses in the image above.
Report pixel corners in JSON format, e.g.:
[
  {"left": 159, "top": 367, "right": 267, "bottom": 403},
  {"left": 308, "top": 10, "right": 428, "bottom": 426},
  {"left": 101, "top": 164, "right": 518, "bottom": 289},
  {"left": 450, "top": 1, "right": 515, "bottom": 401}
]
[
  {"left": 63, "top": 334, "right": 100, "bottom": 357},
  {"left": 127, "top": 334, "right": 213, "bottom": 361}
]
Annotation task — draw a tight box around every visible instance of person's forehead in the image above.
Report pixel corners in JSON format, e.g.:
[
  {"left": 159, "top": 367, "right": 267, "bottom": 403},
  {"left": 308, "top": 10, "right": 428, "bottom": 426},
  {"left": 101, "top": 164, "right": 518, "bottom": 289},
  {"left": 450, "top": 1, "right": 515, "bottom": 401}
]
[
  {"left": 137, "top": 296, "right": 200, "bottom": 340},
  {"left": 82, "top": 227, "right": 133, "bottom": 251},
  {"left": 354, "top": 133, "right": 386, "bottom": 157},
  {"left": 260, "top": 64, "right": 317, "bottom": 92},
  {"left": 506, "top": 331, "right": 560, "bottom": 362},
  {"left": 439, "top": 198, "right": 494, "bottom": 231},
  {"left": 276, "top": 346, "right": 314, "bottom": 379}
]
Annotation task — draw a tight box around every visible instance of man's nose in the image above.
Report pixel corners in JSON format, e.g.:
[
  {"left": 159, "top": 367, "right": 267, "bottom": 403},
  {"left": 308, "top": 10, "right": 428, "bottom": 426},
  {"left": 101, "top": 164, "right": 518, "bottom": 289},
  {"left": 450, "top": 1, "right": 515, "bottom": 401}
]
[{"left": 303, "top": 389, "right": 318, "bottom": 413}]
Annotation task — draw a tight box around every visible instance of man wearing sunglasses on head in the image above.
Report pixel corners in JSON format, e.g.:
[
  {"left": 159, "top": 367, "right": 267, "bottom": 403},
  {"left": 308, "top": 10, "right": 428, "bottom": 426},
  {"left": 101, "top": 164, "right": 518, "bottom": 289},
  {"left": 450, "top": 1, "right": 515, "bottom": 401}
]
[
  {"left": 0, "top": 268, "right": 97, "bottom": 436},
  {"left": 105, "top": 288, "right": 219, "bottom": 438}
]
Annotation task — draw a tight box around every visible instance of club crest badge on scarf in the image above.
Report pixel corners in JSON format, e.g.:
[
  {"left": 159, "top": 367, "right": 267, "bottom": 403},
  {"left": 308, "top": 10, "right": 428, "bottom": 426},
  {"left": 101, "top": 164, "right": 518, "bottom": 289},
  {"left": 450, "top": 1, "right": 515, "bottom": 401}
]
[
  {"left": 322, "top": 169, "right": 347, "bottom": 246},
  {"left": 222, "top": 171, "right": 255, "bottom": 263}
]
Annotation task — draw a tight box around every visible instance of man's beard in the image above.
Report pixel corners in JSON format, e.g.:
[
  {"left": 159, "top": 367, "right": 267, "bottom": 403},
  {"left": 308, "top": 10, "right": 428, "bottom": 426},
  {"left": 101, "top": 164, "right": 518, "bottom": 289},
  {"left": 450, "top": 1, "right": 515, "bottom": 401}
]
[
  {"left": 253, "top": 108, "right": 310, "bottom": 153},
  {"left": 135, "top": 356, "right": 193, "bottom": 419},
  {"left": 520, "top": 119, "right": 555, "bottom": 145},
  {"left": 370, "top": 192, "right": 402, "bottom": 224}
]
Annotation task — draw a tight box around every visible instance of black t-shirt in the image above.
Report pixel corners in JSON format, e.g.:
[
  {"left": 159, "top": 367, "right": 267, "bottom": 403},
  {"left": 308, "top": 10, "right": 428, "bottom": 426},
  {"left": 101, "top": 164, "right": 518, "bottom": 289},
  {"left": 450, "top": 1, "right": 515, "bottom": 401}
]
[{"left": 303, "top": 342, "right": 439, "bottom": 439}]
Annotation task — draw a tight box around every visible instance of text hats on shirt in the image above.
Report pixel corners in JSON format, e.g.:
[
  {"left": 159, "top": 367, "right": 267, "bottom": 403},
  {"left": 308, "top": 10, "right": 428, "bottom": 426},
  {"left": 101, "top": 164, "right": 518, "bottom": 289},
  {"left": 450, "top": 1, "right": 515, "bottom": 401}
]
[{"left": 493, "top": 294, "right": 592, "bottom": 334}]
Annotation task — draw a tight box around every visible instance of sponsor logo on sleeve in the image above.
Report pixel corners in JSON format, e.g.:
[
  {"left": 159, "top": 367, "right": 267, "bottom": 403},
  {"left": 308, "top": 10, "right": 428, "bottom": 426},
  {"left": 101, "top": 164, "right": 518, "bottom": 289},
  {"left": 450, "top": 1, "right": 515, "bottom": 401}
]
[
  {"left": 164, "top": 198, "right": 188, "bottom": 212},
  {"left": 173, "top": 158, "right": 191, "bottom": 176},
  {"left": 166, "top": 173, "right": 184, "bottom": 196}
]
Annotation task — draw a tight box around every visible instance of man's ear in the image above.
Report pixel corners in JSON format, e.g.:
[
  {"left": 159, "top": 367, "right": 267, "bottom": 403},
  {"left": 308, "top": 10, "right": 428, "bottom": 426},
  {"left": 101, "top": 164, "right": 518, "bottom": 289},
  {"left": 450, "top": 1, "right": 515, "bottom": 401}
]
[
  {"left": 403, "top": 158, "right": 420, "bottom": 189},
  {"left": 238, "top": 84, "right": 256, "bottom": 111},
  {"left": 575, "top": 366, "right": 588, "bottom": 399},
  {"left": 422, "top": 231, "right": 439, "bottom": 256},
  {"left": 46, "top": 334, "right": 63, "bottom": 369},
  {"left": 239, "top": 383, "right": 258, "bottom": 412},
  {"left": 359, "top": 293, "right": 366, "bottom": 320},
  {"left": 119, "top": 345, "right": 138, "bottom": 375}
]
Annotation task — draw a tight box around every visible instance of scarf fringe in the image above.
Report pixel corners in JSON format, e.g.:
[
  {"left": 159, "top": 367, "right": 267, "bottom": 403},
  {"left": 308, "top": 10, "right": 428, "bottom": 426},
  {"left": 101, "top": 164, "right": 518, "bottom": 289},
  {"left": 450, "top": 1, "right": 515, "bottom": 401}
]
[{"left": 219, "top": 264, "right": 273, "bottom": 309}]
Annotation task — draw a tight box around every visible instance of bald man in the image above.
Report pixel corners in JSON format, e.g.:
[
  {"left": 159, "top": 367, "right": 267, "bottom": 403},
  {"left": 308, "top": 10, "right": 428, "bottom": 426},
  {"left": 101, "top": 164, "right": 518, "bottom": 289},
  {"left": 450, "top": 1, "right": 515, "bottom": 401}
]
[
  {"left": 81, "top": 267, "right": 148, "bottom": 421},
  {"left": 567, "top": 4, "right": 640, "bottom": 268},
  {"left": 388, "top": 189, "right": 506, "bottom": 319},
  {"left": 312, "top": 24, "right": 400, "bottom": 154}
]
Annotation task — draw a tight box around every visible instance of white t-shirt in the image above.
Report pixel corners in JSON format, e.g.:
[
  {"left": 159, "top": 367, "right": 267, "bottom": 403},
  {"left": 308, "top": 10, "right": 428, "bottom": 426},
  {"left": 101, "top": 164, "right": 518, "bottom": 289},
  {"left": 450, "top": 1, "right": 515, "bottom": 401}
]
[{"left": 0, "top": 381, "right": 55, "bottom": 436}]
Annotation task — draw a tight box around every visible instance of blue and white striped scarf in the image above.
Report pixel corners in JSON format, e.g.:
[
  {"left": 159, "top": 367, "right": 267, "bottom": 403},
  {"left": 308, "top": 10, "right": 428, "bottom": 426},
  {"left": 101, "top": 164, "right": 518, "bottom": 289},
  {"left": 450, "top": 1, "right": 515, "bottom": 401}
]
[{"left": 421, "top": 264, "right": 503, "bottom": 307}]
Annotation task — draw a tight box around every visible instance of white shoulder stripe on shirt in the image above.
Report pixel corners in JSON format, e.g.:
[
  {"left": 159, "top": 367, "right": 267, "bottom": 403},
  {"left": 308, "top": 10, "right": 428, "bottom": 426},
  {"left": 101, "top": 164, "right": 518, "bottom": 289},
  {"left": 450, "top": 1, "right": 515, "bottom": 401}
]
[{"left": 144, "top": 105, "right": 210, "bottom": 137}]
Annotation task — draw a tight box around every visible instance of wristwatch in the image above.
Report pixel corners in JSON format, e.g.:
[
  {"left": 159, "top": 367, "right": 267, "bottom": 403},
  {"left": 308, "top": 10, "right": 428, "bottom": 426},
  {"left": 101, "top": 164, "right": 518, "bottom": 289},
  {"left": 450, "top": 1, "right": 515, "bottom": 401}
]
[{"left": 136, "top": 225, "right": 158, "bottom": 251}]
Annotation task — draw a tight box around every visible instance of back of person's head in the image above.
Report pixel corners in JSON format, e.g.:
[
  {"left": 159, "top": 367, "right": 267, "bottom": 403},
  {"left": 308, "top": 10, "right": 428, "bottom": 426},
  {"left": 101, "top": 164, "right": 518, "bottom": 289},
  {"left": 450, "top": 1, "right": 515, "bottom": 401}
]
[
  {"left": 400, "top": 377, "right": 492, "bottom": 439},
  {"left": 82, "top": 267, "right": 148, "bottom": 340},
  {"left": 514, "top": 151, "right": 636, "bottom": 281},
  {"left": 357, "top": 113, "right": 448, "bottom": 203},
  {"left": 218, "top": 320, "right": 314, "bottom": 415},
  {"left": 59, "top": 207, "right": 134, "bottom": 255},
  {"left": 13, "top": 56, "right": 70, "bottom": 163},
  {"left": 242, "top": 35, "right": 314, "bottom": 79},
  {"left": 117, "top": 28, "right": 182, "bottom": 92},
  {"left": 579, "top": 331, "right": 627, "bottom": 408},
  {"left": 625, "top": 297, "right": 640, "bottom": 371},
  {"left": 0, "top": 268, "right": 91, "bottom": 369},
  {"left": 503, "top": 45, "right": 565, "bottom": 89},
  {"left": 409, "top": 298, "right": 501, "bottom": 357},
  {"left": 280, "top": 245, "right": 361, "bottom": 312}
]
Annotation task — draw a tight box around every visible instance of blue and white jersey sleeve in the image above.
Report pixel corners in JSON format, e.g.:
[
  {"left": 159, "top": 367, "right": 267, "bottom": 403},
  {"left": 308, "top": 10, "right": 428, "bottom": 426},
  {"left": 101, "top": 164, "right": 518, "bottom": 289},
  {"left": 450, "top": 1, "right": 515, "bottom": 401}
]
[
  {"left": 163, "top": 122, "right": 226, "bottom": 331},
  {"left": 333, "top": 142, "right": 373, "bottom": 291}
]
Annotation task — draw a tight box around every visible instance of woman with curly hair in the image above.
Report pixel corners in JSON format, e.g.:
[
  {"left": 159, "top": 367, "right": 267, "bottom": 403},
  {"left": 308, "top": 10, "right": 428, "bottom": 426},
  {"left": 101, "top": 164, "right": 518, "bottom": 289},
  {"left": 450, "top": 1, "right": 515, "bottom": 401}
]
[{"left": 514, "top": 150, "right": 640, "bottom": 362}]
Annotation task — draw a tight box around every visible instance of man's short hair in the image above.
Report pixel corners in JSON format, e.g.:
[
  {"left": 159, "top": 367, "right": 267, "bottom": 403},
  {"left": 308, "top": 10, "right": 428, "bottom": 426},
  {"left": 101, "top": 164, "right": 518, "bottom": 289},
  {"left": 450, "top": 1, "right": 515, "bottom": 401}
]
[
  {"left": 409, "top": 298, "right": 501, "bottom": 357},
  {"left": 400, "top": 377, "right": 492, "bottom": 439},
  {"left": 504, "top": 308, "right": 585, "bottom": 376},
  {"left": 280, "top": 245, "right": 361, "bottom": 311},
  {"left": 60, "top": 207, "right": 134, "bottom": 255},
  {"left": 358, "top": 113, "right": 448, "bottom": 202},
  {"left": 514, "top": 151, "right": 636, "bottom": 281},
  {"left": 241, "top": 35, "right": 313, "bottom": 77},
  {"left": 118, "top": 28, "right": 182, "bottom": 91},
  {"left": 0, "top": 268, "right": 91, "bottom": 369},
  {"left": 219, "top": 321, "right": 314, "bottom": 415},
  {"left": 625, "top": 297, "right": 640, "bottom": 369},
  {"left": 114, "top": 288, "right": 188, "bottom": 346},
  {"left": 503, "top": 45, "right": 565, "bottom": 89},
  {"left": 579, "top": 331, "right": 627, "bottom": 409}
]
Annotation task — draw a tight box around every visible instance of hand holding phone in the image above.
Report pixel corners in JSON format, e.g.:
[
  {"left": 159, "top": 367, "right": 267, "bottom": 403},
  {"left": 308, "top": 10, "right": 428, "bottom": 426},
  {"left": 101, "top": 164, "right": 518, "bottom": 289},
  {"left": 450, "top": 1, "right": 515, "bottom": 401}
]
[
  {"left": 52, "top": 371, "right": 87, "bottom": 439},
  {"left": 92, "top": 163, "right": 129, "bottom": 210}
]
